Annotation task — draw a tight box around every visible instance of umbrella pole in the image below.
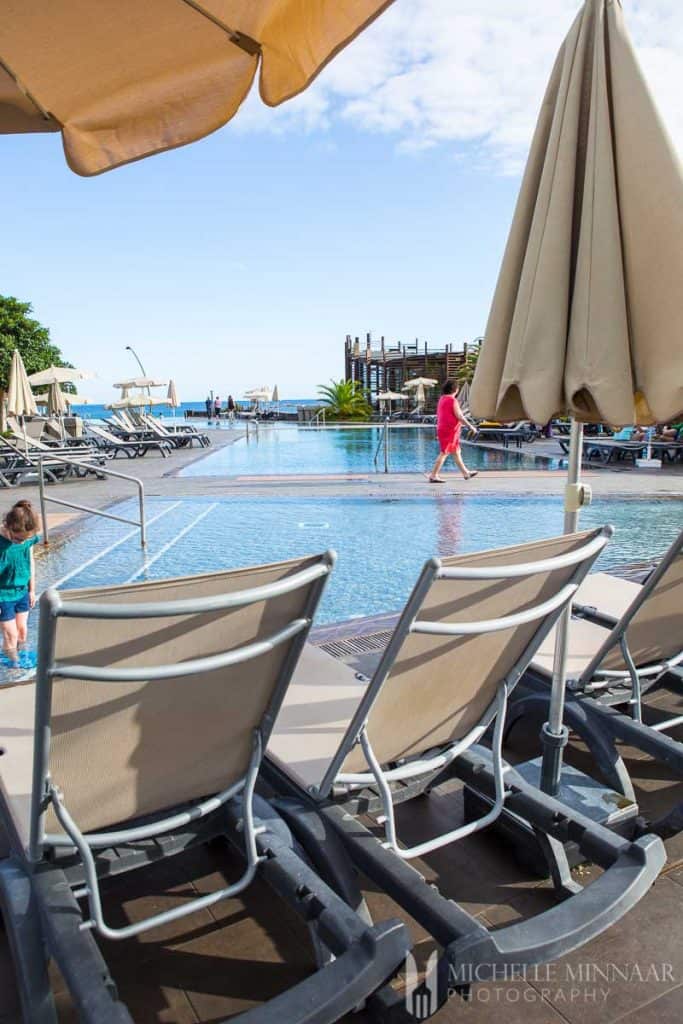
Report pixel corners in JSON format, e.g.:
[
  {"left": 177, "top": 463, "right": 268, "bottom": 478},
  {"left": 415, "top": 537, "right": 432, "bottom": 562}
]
[{"left": 540, "top": 419, "right": 588, "bottom": 795}]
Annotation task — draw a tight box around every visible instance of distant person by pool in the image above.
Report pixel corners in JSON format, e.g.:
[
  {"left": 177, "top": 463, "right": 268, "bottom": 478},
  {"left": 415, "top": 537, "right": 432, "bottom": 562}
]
[
  {"left": 214, "top": 395, "right": 222, "bottom": 420},
  {"left": 205, "top": 394, "right": 212, "bottom": 420},
  {"left": 429, "top": 379, "right": 479, "bottom": 483},
  {"left": 227, "top": 394, "right": 236, "bottom": 425}
]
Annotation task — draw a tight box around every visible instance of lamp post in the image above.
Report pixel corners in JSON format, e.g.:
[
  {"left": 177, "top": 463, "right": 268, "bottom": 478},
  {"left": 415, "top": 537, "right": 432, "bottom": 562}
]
[
  {"left": 125, "top": 345, "right": 151, "bottom": 409},
  {"left": 124, "top": 345, "right": 147, "bottom": 377}
]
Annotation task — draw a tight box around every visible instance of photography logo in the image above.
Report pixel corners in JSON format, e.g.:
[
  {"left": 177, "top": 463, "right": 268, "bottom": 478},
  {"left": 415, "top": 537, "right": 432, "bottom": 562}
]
[{"left": 404, "top": 950, "right": 441, "bottom": 1020}]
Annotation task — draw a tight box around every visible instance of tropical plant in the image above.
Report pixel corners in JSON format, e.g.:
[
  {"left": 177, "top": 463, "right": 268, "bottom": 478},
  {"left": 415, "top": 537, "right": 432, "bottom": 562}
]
[
  {"left": 0, "top": 295, "right": 72, "bottom": 426},
  {"left": 456, "top": 342, "right": 482, "bottom": 385},
  {"left": 317, "top": 379, "right": 372, "bottom": 421}
]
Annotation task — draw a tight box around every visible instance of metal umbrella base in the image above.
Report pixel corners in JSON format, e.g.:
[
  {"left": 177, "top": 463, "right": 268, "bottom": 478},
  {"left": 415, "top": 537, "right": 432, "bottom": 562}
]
[{"left": 464, "top": 757, "right": 639, "bottom": 885}]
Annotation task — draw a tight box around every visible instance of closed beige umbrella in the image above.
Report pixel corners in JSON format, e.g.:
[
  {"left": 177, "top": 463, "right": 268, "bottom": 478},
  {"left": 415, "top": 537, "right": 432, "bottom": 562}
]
[
  {"left": 45, "top": 381, "right": 69, "bottom": 439},
  {"left": 167, "top": 380, "right": 180, "bottom": 407},
  {"left": 471, "top": 0, "right": 683, "bottom": 428},
  {"left": 46, "top": 382, "right": 69, "bottom": 417},
  {"left": 167, "top": 379, "right": 180, "bottom": 427},
  {"left": 6, "top": 349, "right": 37, "bottom": 445},
  {"left": 7, "top": 347, "right": 37, "bottom": 445},
  {"left": 0, "top": 0, "right": 394, "bottom": 176},
  {"left": 7, "top": 349, "right": 38, "bottom": 418},
  {"left": 470, "top": 0, "right": 683, "bottom": 796}
]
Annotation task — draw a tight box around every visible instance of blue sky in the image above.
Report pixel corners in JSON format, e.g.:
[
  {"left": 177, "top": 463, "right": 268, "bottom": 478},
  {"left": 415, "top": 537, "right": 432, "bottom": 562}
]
[{"left": 2, "top": 1, "right": 680, "bottom": 404}]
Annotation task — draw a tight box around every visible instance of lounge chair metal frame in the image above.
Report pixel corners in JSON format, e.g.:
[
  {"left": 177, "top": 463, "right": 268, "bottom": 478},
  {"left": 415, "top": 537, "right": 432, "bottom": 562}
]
[
  {"left": 317, "top": 540, "right": 609, "bottom": 859},
  {"left": 29, "top": 559, "right": 332, "bottom": 939},
  {"left": 138, "top": 411, "right": 210, "bottom": 448},
  {"left": 1, "top": 553, "right": 411, "bottom": 1022},
  {"left": 86, "top": 421, "right": 173, "bottom": 459},
  {"left": 508, "top": 527, "right": 683, "bottom": 833},
  {"left": 262, "top": 528, "right": 665, "bottom": 1012}
]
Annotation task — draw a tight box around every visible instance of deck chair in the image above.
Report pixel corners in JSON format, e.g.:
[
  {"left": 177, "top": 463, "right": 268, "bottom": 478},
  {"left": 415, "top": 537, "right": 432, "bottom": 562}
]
[
  {"left": 0, "top": 554, "right": 409, "bottom": 1024},
  {"left": 528, "top": 526, "right": 683, "bottom": 722},
  {"left": 86, "top": 422, "right": 173, "bottom": 458},
  {"left": 264, "top": 529, "right": 664, "bottom": 1007},
  {"left": 0, "top": 436, "right": 105, "bottom": 483},
  {"left": 140, "top": 412, "right": 210, "bottom": 448},
  {"left": 510, "top": 527, "right": 683, "bottom": 823}
]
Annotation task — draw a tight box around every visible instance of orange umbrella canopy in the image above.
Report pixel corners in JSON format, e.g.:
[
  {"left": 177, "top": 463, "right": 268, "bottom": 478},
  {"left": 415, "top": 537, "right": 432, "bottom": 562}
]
[{"left": 0, "top": 0, "right": 394, "bottom": 175}]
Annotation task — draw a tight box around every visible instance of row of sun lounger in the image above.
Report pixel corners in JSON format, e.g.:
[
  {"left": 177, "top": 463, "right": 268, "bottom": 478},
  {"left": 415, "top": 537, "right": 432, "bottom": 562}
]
[
  {"left": 0, "top": 414, "right": 212, "bottom": 486},
  {"left": 2, "top": 524, "right": 681, "bottom": 1020},
  {"left": 577, "top": 437, "right": 683, "bottom": 464}
]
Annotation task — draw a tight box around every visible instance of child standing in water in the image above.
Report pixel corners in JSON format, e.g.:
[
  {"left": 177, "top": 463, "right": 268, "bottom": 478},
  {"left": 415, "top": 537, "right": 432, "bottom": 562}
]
[{"left": 0, "top": 500, "right": 39, "bottom": 663}]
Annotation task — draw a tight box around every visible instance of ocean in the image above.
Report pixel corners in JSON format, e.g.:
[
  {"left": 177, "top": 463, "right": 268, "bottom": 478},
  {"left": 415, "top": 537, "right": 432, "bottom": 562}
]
[{"left": 69, "top": 399, "right": 320, "bottom": 420}]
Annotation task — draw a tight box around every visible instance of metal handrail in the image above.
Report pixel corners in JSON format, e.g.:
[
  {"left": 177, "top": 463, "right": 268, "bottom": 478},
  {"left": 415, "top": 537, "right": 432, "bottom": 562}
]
[
  {"left": 38, "top": 454, "right": 146, "bottom": 549},
  {"left": 310, "top": 409, "right": 326, "bottom": 428},
  {"left": 373, "top": 418, "right": 390, "bottom": 472},
  {"left": 245, "top": 417, "right": 259, "bottom": 441}
]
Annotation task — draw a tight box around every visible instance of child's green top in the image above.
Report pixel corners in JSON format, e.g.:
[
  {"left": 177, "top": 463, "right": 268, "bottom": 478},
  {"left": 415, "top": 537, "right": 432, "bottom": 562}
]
[{"left": 0, "top": 535, "right": 39, "bottom": 602}]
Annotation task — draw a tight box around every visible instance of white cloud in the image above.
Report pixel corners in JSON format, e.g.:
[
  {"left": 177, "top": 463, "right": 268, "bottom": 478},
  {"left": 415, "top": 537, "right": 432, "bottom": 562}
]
[{"left": 236, "top": 0, "right": 683, "bottom": 175}]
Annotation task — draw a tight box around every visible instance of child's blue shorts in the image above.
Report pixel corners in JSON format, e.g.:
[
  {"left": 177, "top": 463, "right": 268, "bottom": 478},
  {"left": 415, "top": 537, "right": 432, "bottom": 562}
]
[{"left": 0, "top": 590, "right": 30, "bottom": 622}]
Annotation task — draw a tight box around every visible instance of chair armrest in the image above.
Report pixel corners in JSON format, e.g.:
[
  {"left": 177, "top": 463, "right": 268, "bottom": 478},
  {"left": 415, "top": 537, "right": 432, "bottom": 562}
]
[
  {"left": 450, "top": 833, "right": 664, "bottom": 974},
  {"left": 236, "top": 919, "right": 408, "bottom": 1024}
]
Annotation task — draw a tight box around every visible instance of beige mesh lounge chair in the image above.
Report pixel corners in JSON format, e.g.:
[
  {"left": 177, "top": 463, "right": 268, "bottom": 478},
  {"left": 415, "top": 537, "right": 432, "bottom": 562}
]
[
  {"left": 86, "top": 422, "right": 173, "bottom": 458},
  {"left": 138, "top": 411, "right": 210, "bottom": 448},
  {"left": 510, "top": 526, "right": 683, "bottom": 833},
  {"left": 264, "top": 529, "right": 664, "bottom": 1009},
  {"left": 0, "top": 554, "right": 409, "bottom": 1024}
]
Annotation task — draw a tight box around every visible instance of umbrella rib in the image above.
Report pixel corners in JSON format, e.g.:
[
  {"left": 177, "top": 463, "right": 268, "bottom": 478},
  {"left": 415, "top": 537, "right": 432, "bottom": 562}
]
[
  {"left": 0, "top": 56, "right": 55, "bottom": 123},
  {"left": 178, "top": 0, "right": 261, "bottom": 56}
]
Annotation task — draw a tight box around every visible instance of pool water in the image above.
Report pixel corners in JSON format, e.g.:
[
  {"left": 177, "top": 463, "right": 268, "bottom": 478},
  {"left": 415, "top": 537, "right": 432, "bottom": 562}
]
[
  {"left": 0, "top": 649, "right": 37, "bottom": 671},
  {"left": 180, "top": 424, "right": 560, "bottom": 476},
  {"left": 3, "top": 493, "right": 678, "bottom": 684}
]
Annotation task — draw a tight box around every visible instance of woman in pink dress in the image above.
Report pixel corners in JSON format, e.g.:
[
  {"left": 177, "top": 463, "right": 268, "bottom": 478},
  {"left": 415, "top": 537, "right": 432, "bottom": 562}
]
[{"left": 429, "top": 379, "right": 479, "bottom": 482}]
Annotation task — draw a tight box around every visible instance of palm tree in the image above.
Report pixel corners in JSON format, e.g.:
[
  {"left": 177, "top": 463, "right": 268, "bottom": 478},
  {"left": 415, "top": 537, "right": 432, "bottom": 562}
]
[
  {"left": 317, "top": 379, "right": 372, "bottom": 421},
  {"left": 456, "top": 344, "right": 481, "bottom": 385}
]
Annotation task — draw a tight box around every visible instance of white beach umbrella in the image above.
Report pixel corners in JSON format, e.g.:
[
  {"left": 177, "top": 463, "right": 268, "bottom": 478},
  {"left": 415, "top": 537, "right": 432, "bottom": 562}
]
[
  {"left": 402, "top": 378, "right": 438, "bottom": 390},
  {"left": 244, "top": 387, "right": 272, "bottom": 409},
  {"left": 107, "top": 393, "right": 169, "bottom": 409},
  {"left": 403, "top": 377, "right": 438, "bottom": 411},
  {"left": 113, "top": 377, "right": 167, "bottom": 389},
  {"left": 470, "top": 0, "right": 683, "bottom": 794},
  {"left": 27, "top": 365, "right": 93, "bottom": 387},
  {"left": 377, "top": 390, "right": 407, "bottom": 414}
]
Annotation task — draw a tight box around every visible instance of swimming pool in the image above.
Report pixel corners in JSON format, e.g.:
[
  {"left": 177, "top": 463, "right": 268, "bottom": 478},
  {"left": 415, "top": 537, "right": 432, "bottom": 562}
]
[
  {"left": 2, "top": 492, "right": 677, "bottom": 682},
  {"left": 179, "top": 424, "right": 560, "bottom": 476}
]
